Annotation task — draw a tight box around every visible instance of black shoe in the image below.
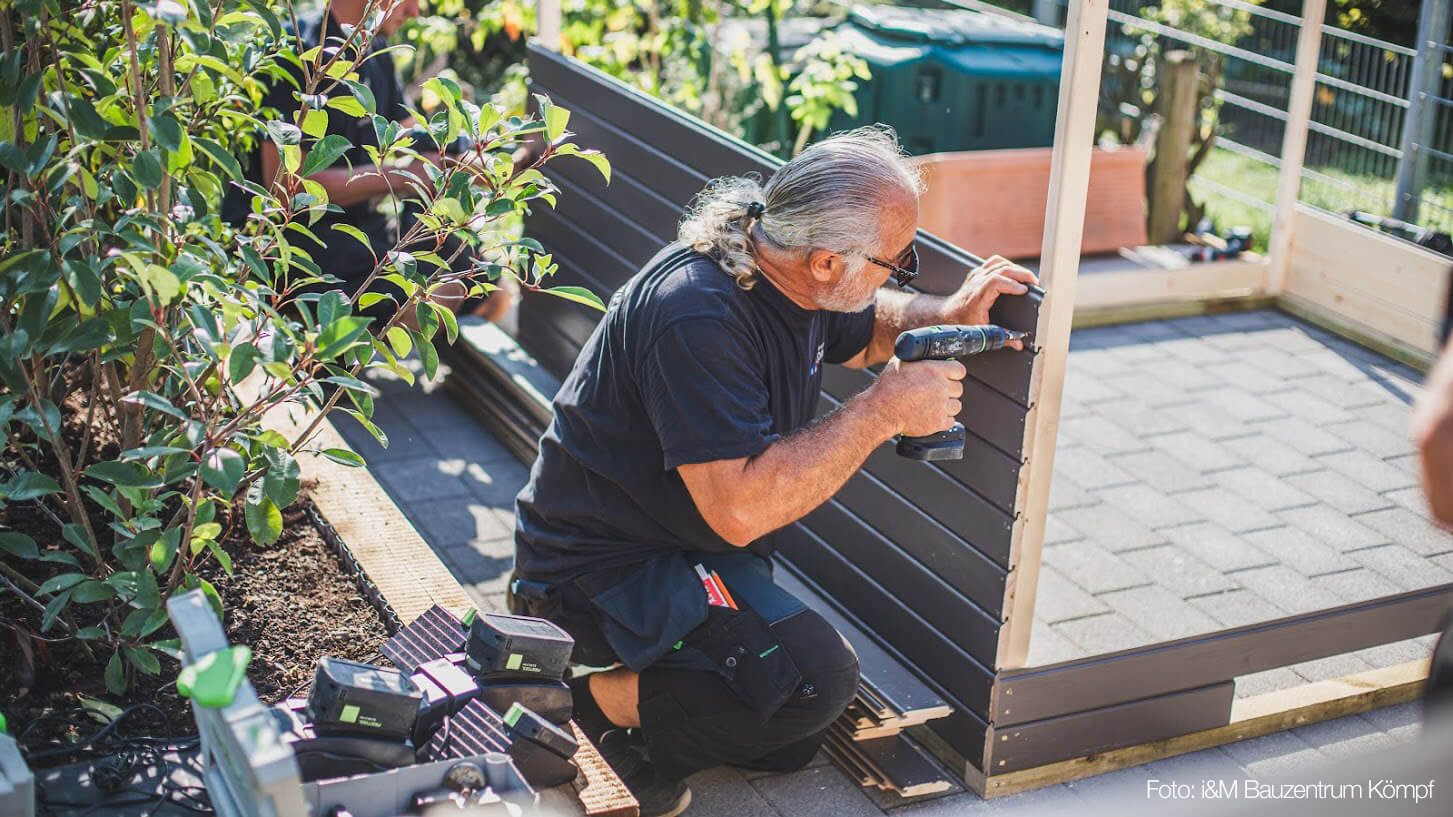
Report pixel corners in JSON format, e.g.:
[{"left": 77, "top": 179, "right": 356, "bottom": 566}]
[{"left": 596, "top": 729, "right": 692, "bottom": 817}]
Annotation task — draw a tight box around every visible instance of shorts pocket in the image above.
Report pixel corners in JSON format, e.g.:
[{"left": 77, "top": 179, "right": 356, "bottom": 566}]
[
  {"left": 579, "top": 552, "right": 708, "bottom": 672},
  {"left": 691, "top": 606, "right": 803, "bottom": 722}
]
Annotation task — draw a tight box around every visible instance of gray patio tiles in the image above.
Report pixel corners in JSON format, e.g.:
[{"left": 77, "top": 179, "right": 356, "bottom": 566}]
[
  {"left": 335, "top": 315, "right": 1440, "bottom": 817},
  {"left": 1033, "top": 310, "right": 1453, "bottom": 697}
]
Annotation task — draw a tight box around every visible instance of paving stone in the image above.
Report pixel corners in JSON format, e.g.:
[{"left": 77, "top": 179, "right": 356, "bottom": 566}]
[
  {"left": 1063, "top": 762, "right": 1153, "bottom": 807},
  {"left": 1149, "top": 431, "right": 1247, "bottom": 473},
  {"left": 1118, "top": 545, "right": 1237, "bottom": 598},
  {"left": 738, "top": 751, "right": 831, "bottom": 781},
  {"left": 1383, "top": 486, "right": 1430, "bottom": 513},
  {"left": 1041, "top": 513, "right": 1084, "bottom": 546},
  {"left": 1220, "top": 434, "right": 1321, "bottom": 477},
  {"left": 373, "top": 455, "right": 474, "bottom": 504},
  {"left": 1054, "top": 504, "right": 1166, "bottom": 552},
  {"left": 1201, "top": 360, "right": 1293, "bottom": 395},
  {"left": 1162, "top": 523, "right": 1277, "bottom": 572},
  {"left": 1434, "top": 552, "right": 1453, "bottom": 574},
  {"left": 1176, "top": 488, "right": 1282, "bottom": 533},
  {"left": 1095, "top": 399, "right": 1189, "bottom": 438},
  {"left": 1347, "top": 544, "right": 1453, "bottom": 591},
  {"left": 1070, "top": 347, "right": 1136, "bottom": 377},
  {"left": 1198, "top": 387, "right": 1288, "bottom": 423},
  {"left": 1240, "top": 526, "right": 1356, "bottom": 577},
  {"left": 1057, "top": 394, "right": 1088, "bottom": 419},
  {"left": 1251, "top": 417, "right": 1354, "bottom": 457},
  {"left": 885, "top": 791, "right": 990, "bottom": 815},
  {"left": 1231, "top": 566, "right": 1346, "bottom": 614},
  {"left": 1043, "top": 539, "right": 1150, "bottom": 594},
  {"left": 1059, "top": 414, "right": 1154, "bottom": 456},
  {"left": 752, "top": 764, "right": 884, "bottom": 817},
  {"left": 1096, "top": 483, "right": 1202, "bottom": 529},
  {"left": 1053, "top": 446, "right": 1137, "bottom": 489},
  {"left": 1291, "top": 714, "right": 1403, "bottom": 760},
  {"left": 409, "top": 498, "right": 514, "bottom": 546},
  {"left": 1322, "top": 418, "right": 1415, "bottom": 460},
  {"left": 1120, "top": 319, "right": 1189, "bottom": 342},
  {"left": 1262, "top": 388, "right": 1355, "bottom": 426},
  {"left": 1312, "top": 449, "right": 1418, "bottom": 494},
  {"left": 441, "top": 538, "right": 515, "bottom": 594},
  {"left": 1098, "top": 585, "right": 1223, "bottom": 640},
  {"left": 1295, "top": 374, "right": 1390, "bottom": 410},
  {"left": 686, "top": 767, "right": 781, "bottom": 817},
  {"left": 1246, "top": 325, "right": 1329, "bottom": 354},
  {"left": 1032, "top": 565, "right": 1109, "bottom": 623},
  {"left": 1055, "top": 612, "right": 1156, "bottom": 655},
  {"left": 1157, "top": 336, "right": 1231, "bottom": 368},
  {"left": 1210, "top": 467, "right": 1317, "bottom": 512},
  {"left": 1099, "top": 372, "right": 1192, "bottom": 408},
  {"left": 1353, "top": 400, "right": 1417, "bottom": 435},
  {"left": 1283, "top": 470, "right": 1393, "bottom": 515},
  {"left": 1295, "top": 346, "right": 1377, "bottom": 382},
  {"left": 1235, "top": 667, "right": 1307, "bottom": 697},
  {"left": 1385, "top": 453, "right": 1421, "bottom": 476},
  {"left": 338, "top": 402, "right": 437, "bottom": 463},
  {"left": 1064, "top": 367, "right": 1124, "bottom": 404},
  {"left": 1359, "top": 700, "right": 1423, "bottom": 740},
  {"left": 1189, "top": 588, "right": 1286, "bottom": 628},
  {"left": 1143, "top": 746, "right": 1248, "bottom": 789},
  {"left": 415, "top": 424, "right": 518, "bottom": 466},
  {"left": 1048, "top": 473, "right": 1098, "bottom": 512},
  {"left": 1246, "top": 349, "right": 1323, "bottom": 380},
  {"left": 1135, "top": 356, "right": 1218, "bottom": 393},
  {"left": 464, "top": 458, "right": 532, "bottom": 507},
  {"left": 1352, "top": 507, "right": 1453, "bottom": 556},
  {"left": 1276, "top": 504, "right": 1389, "bottom": 552},
  {"left": 1287, "top": 652, "right": 1374, "bottom": 684},
  {"left": 1220, "top": 730, "right": 1325, "bottom": 779},
  {"left": 1104, "top": 449, "right": 1213, "bottom": 492},
  {"left": 1173, "top": 399, "right": 1263, "bottom": 441},
  {"left": 1025, "top": 618, "right": 1088, "bottom": 665},
  {"left": 1311, "top": 568, "right": 1403, "bottom": 603}
]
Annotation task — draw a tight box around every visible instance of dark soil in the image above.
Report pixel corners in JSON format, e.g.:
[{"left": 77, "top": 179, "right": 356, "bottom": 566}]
[{"left": 1, "top": 498, "right": 391, "bottom": 764}]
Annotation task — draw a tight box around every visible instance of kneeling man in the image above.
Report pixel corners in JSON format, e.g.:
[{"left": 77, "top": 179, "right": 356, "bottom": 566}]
[{"left": 509, "top": 126, "right": 1035, "bottom": 815}]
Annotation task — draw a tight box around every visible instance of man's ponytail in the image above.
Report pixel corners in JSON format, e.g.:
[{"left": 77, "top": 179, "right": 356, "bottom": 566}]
[{"left": 678, "top": 175, "right": 768, "bottom": 289}]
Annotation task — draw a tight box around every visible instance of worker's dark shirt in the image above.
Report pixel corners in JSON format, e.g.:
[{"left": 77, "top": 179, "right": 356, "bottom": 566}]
[
  {"left": 514, "top": 243, "right": 876, "bottom": 583},
  {"left": 220, "top": 11, "right": 408, "bottom": 239}
]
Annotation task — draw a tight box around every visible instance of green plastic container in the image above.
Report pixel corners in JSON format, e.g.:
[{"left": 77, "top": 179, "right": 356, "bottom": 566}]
[{"left": 830, "top": 5, "right": 1063, "bottom": 154}]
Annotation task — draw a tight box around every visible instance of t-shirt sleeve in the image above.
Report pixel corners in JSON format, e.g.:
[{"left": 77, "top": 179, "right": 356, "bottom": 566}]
[
  {"left": 639, "top": 318, "right": 778, "bottom": 470},
  {"left": 822, "top": 303, "right": 876, "bottom": 364}
]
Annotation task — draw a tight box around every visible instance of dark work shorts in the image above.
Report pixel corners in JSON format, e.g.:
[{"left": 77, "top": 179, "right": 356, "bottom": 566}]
[{"left": 510, "top": 558, "right": 861, "bottom": 781}]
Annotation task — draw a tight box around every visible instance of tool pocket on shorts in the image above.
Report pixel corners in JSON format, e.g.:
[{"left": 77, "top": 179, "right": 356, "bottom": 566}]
[
  {"left": 693, "top": 606, "right": 803, "bottom": 722},
  {"left": 580, "top": 552, "right": 708, "bottom": 673}
]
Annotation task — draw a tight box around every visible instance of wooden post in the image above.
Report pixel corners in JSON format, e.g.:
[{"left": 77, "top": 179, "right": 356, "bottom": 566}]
[
  {"left": 537, "top": 0, "right": 562, "bottom": 51},
  {"left": 1146, "top": 51, "right": 1199, "bottom": 244},
  {"left": 1265, "top": 0, "right": 1327, "bottom": 295},
  {"left": 997, "top": 0, "right": 1110, "bottom": 671},
  {"left": 1392, "top": 0, "right": 1452, "bottom": 223},
  {"left": 1032, "top": 0, "right": 1060, "bottom": 27}
]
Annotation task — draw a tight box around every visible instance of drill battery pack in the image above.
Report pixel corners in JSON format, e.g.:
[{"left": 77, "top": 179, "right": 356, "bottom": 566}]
[
  {"left": 502, "top": 702, "right": 578, "bottom": 760},
  {"left": 476, "top": 679, "right": 572, "bottom": 725},
  {"left": 466, "top": 612, "right": 574, "bottom": 683},
  {"left": 307, "top": 656, "right": 422, "bottom": 741}
]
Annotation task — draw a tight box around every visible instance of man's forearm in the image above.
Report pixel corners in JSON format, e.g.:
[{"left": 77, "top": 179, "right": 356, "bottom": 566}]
[
  {"left": 712, "top": 390, "right": 898, "bottom": 545},
  {"left": 858, "top": 288, "right": 950, "bottom": 366}
]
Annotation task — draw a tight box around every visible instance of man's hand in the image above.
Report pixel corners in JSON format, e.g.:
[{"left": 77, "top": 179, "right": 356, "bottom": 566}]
[
  {"left": 1414, "top": 339, "right": 1453, "bottom": 527},
  {"left": 867, "top": 358, "right": 967, "bottom": 437},
  {"left": 942, "top": 256, "right": 1038, "bottom": 350}
]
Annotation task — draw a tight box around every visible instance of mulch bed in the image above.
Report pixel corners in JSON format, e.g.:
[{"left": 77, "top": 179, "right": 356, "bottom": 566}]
[{"left": 1, "top": 497, "right": 391, "bottom": 763}]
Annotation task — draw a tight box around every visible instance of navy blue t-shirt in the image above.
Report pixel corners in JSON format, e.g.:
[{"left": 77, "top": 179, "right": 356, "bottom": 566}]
[{"left": 514, "top": 243, "right": 876, "bottom": 582}]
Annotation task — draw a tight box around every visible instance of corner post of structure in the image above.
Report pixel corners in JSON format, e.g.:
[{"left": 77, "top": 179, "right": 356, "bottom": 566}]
[
  {"left": 1392, "top": 0, "right": 1452, "bottom": 223},
  {"left": 1266, "top": 0, "right": 1328, "bottom": 296},
  {"left": 538, "top": 0, "right": 562, "bottom": 51},
  {"left": 995, "top": 0, "right": 1109, "bottom": 672}
]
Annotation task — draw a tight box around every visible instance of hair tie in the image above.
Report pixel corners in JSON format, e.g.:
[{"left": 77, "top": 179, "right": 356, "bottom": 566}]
[{"left": 745, "top": 201, "right": 766, "bottom": 220}]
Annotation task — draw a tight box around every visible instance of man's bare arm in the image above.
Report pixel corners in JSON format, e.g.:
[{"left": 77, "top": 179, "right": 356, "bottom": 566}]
[
  {"left": 840, "top": 256, "right": 1038, "bottom": 369},
  {"left": 678, "top": 359, "right": 965, "bottom": 546}
]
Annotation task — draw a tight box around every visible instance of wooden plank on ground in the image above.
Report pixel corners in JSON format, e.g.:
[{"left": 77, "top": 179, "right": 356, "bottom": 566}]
[{"left": 829, "top": 723, "right": 954, "bottom": 798}]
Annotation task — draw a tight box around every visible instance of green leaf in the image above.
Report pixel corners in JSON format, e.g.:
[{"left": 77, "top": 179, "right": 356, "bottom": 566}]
[
  {"left": 200, "top": 447, "right": 245, "bottom": 495},
  {"left": 315, "top": 315, "right": 372, "bottom": 360},
  {"left": 297, "top": 134, "right": 352, "bottom": 177},
  {"left": 229, "top": 342, "right": 259, "bottom": 383},
  {"left": 41, "top": 590, "right": 71, "bottom": 633},
  {"left": 122, "top": 390, "right": 187, "bottom": 420},
  {"left": 2, "top": 472, "right": 61, "bottom": 501},
  {"left": 536, "top": 94, "right": 570, "bottom": 143},
  {"left": 67, "top": 96, "right": 111, "bottom": 140},
  {"left": 132, "top": 148, "right": 164, "bottom": 189},
  {"left": 104, "top": 650, "right": 126, "bottom": 693},
  {"left": 330, "top": 222, "right": 375, "bottom": 255},
  {"left": 86, "top": 460, "right": 164, "bottom": 488},
  {"left": 326, "top": 94, "right": 367, "bottom": 117},
  {"left": 61, "top": 524, "right": 97, "bottom": 561},
  {"left": 192, "top": 522, "right": 222, "bottom": 540},
  {"left": 124, "top": 645, "right": 161, "bottom": 675},
  {"left": 301, "top": 108, "right": 328, "bottom": 139},
  {"left": 261, "top": 449, "right": 300, "bottom": 509},
  {"left": 438, "top": 302, "right": 460, "bottom": 344},
  {"left": 418, "top": 332, "right": 439, "bottom": 380},
  {"left": 149, "top": 528, "right": 181, "bottom": 572},
  {"left": 37, "top": 572, "right": 87, "bottom": 596},
  {"left": 120, "top": 446, "right": 191, "bottom": 460},
  {"left": 148, "top": 112, "right": 184, "bottom": 153},
  {"left": 71, "top": 580, "right": 116, "bottom": 604},
  {"left": 344, "top": 80, "right": 376, "bottom": 114},
  {"left": 385, "top": 326, "right": 412, "bottom": 358},
  {"left": 0, "top": 531, "right": 38, "bottom": 559},
  {"left": 321, "top": 448, "right": 365, "bottom": 467},
  {"left": 545, "top": 285, "right": 608, "bottom": 312},
  {"left": 134, "top": 569, "right": 161, "bottom": 610},
  {"left": 555, "top": 143, "right": 611, "bottom": 184},
  {"left": 207, "top": 540, "right": 235, "bottom": 574},
  {"left": 265, "top": 120, "right": 302, "bottom": 146},
  {"left": 193, "top": 137, "right": 243, "bottom": 181}
]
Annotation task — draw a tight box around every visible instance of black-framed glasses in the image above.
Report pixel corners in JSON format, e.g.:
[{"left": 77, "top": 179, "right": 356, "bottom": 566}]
[{"left": 866, "top": 243, "right": 919, "bottom": 288}]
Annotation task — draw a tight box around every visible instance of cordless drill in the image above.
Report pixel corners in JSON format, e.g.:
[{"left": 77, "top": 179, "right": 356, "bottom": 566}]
[{"left": 892, "top": 325, "right": 1030, "bottom": 461}]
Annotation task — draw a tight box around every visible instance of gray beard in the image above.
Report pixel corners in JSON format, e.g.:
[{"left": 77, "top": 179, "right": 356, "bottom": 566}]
[{"left": 817, "top": 276, "right": 875, "bottom": 313}]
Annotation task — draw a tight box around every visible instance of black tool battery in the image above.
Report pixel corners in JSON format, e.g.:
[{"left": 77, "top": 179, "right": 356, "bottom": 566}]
[
  {"left": 465, "top": 613, "right": 574, "bottom": 682},
  {"left": 502, "top": 702, "right": 578, "bottom": 760},
  {"left": 307, "top": 656, "right": 422, "bottom": 741},
  {"left": 476, "top": 679, "right": 572, "bottom": 725},
  {"left": 411, "top": 657, "right": 482, "bottom": 745}
]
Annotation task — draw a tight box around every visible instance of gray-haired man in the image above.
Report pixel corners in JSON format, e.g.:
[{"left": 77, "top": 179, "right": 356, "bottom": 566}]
[{"left": 509, "top": 126, "right": 1037, "bottom": 815}]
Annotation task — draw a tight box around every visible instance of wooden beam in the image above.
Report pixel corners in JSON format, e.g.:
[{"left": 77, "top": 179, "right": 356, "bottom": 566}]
[
  {"left": 1265, "top": 0, "right": 1328, "bottom": 294},
  {"left": 974, "top": 659, "right": 1429, "bottom": 798},
  {"left": 536, "top": 0, "right": 561, "bottom": 51},
  {"left": 998, "top": 0, "right": 1111, "bottom": 670},
  {"left": 1075, "top": 257, "right": 1268, "bottom": 312}
]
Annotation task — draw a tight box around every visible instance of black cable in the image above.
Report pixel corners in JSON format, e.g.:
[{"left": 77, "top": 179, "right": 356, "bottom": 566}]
[{"left": 22, "top": 703, "right": 172, "bottom": 761}]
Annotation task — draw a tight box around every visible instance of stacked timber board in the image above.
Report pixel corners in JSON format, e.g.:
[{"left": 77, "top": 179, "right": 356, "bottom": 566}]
[{"left": 514, "top": 42, "right": 1042, "bottom": 775}]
